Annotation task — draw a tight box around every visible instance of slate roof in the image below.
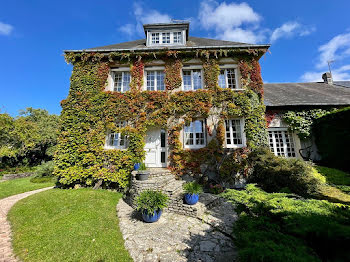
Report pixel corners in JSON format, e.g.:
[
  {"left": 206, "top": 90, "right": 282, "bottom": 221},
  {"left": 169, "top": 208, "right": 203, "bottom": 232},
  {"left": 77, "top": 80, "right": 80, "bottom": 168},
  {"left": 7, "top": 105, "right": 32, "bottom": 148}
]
[
  {"left": 64, "top": 36, "right": 270, "bottom": 52},
  {"left": 264, "top": 82, "right": 350, "bottom": 107},
  {"left": 334, "top": 81, "right": 350, "bottom": 88}
]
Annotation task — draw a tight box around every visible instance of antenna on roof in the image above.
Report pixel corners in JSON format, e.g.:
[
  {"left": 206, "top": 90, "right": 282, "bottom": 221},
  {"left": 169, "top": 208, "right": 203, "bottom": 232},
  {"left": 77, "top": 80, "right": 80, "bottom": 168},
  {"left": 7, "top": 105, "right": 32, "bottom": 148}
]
[{"left": 327, "top": 60, "right": 335, "bottom": 76}]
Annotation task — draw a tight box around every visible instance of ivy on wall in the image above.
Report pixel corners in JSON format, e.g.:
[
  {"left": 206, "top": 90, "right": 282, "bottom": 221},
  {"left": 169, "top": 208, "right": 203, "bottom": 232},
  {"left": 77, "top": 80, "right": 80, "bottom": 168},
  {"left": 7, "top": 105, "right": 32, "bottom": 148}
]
[
  {"left": 56, "top": 49, "right": 268, "bottom": 188},
  {"left": 282, "top": 109, "right": 335, "bottom": 140}
]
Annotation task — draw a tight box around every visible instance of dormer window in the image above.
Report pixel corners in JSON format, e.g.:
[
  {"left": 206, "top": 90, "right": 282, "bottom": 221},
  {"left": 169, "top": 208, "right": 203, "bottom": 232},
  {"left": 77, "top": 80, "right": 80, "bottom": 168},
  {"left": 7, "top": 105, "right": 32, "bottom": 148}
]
[
  {"left": 151, "top": 33, "right": 160, "bottom": 44},
  {"left": 162, "top": 32, "right": 170, "bottom": 44},
  {"left": 144, "top": 22, "right": 188, "bottom": 47},
  {"left": 173, "top": 32, "right": 182, "bottom": 43}
]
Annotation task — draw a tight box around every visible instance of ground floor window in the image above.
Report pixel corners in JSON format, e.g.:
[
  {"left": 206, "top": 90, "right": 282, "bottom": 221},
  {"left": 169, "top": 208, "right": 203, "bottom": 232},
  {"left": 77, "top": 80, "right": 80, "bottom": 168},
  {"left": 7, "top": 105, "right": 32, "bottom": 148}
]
[
  {"left": 184, "top": 120, "right": 206, "bottom": 149},
  {"left": 225, "top": 119, "right": 245, "bottom": 148},
  {"left": 105, "top": 121, "right": 128, "bottom": 149},
  {"left": 268, "top": 128, "right": 296, "bottom": 157}
]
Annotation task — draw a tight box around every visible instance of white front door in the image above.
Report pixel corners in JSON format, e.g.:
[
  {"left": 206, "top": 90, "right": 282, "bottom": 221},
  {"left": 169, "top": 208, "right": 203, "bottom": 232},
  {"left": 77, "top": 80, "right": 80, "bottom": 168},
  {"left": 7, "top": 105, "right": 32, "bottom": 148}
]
[{"left": 144, "top": 128, "right": 167, "bottom": 168}]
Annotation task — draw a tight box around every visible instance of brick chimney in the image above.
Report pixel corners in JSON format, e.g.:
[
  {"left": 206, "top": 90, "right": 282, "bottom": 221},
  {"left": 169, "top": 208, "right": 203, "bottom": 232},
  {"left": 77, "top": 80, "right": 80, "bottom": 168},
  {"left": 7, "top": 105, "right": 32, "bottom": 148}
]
[{"left": 322, "top": 72, "right": 333, "bottom": 85}]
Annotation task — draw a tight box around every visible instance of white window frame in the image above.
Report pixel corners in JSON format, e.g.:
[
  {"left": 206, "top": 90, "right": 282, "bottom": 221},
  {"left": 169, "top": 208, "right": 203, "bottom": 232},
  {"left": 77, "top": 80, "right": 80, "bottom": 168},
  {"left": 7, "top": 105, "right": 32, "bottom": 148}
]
[
  {"left": 173, "top": 31, "right": 182, "bottom": 44},
  {"left": 218, "top": 65, "right": 241, "bottom": 90},
  {"left": 146, "top": 30, "right": 185, "bottom": 46},
  {"left": 268, "top": 128, "right": 296, "bottom": 158},
  {"left": 183, "top": 120, "right": 206, "bottom": 149},
  {"left": 109, "top": 68, "right": 131, "bottom": 92},
  {"left": 145, "top": 70, "right": 166, "bottom": 91},
  {"left": 151, "top": 32, "right": 160, "bottom": 44},
  {"left": 224, "top": 118, "right": 246, "bottom": 148},
  {"left": 181, "top": 66, "right": 204, "bottom": 91},
  {"left": 105, "top": 121, "right": 128, "bottom": 150}
]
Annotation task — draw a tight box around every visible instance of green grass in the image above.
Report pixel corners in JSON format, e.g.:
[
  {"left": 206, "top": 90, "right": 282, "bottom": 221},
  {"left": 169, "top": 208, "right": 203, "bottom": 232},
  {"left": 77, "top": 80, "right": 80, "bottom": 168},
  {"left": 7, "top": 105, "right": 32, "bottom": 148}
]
[
  {"left": 8, "top": 188, "right": 132, "bottom": 262},
  {"left": 0, "top": 177, "right": 54, "bottom": 199},
  {"left": 222, "top": 184, "right": 350, "bottom": 262},
  {"left": 316, "top": 166, "right": 350, "bottom": 195},
  {"left": 316, "top": 166, "right": 350, "bottom": 186}
]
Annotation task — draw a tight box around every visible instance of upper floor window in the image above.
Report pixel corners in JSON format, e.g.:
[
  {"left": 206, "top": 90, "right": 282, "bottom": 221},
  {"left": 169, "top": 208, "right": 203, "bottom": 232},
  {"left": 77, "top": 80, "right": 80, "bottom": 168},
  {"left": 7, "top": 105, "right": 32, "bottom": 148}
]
[
  {"left": 146, "top": 71, "right": 165, "bottom": 91},
  {"left": 147, "top": 31, "right": 185, "bottom": 46},
  {"left": 106, "top": 121, "right": 128, "bottom": 149},
  {"left": 151, "top": 33, "right": 160, "bottom": 44},
  {"left": 268, "top": 128, "right": 296, "bottom": 157},
  {"left": 173, "top": 32, "right": 182, "bottom": 43},
  {"left": 225, "top": 119, "right": 245, "bottom": 148},
  {"left": 184, "top": 120, "right": 206, "bottom": 149},
  {"left": 162, "top": 32, "right": 170, "bottom": 44},
  {"left": 183, "top": 69, "right": 203, "bottom": 90},
  {"left": 113, "top": 72, "right": 131, "bottom": 92},
  {"left": 219, "top": 68, "right": 237, "bottom": 89}
]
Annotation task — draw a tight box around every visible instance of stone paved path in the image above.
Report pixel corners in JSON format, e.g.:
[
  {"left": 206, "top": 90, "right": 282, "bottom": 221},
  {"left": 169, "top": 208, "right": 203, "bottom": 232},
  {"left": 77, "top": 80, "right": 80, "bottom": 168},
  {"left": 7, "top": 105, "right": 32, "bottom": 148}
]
[
  {"left": 117, "top": 198, "right": 237, "bottom": 262},
  {"left": 0, "top": 187, "right": 53, "bottom": 262}
]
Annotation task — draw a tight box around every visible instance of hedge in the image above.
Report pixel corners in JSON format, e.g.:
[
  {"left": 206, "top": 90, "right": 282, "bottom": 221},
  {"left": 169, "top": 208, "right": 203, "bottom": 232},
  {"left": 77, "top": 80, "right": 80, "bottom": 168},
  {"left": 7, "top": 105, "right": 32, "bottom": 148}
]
[{"left": 313, "top": 107, "right": 350, "bottom": 172}]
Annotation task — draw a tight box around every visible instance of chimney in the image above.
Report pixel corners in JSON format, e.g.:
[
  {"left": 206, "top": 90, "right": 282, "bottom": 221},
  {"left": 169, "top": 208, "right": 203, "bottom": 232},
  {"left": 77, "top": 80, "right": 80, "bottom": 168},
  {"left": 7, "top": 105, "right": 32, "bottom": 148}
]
[{"left": 322, "top": 72, "right": 333, "bottom": 85}]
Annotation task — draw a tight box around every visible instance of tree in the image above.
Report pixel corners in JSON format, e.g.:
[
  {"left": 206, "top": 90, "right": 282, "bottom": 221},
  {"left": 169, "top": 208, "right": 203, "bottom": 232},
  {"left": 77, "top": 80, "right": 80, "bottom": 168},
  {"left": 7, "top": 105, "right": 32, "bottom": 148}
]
[{"left": 0, "top": 108, "right": 59, "bottom": 167}]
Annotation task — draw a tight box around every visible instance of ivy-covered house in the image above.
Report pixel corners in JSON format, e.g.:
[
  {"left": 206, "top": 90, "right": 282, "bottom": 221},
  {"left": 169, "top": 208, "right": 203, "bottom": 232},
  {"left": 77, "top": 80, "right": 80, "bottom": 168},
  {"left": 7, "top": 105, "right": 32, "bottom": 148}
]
[
  {"left": 264, "top": 74, "right": 350, "bottom": 160},
  {"left": 56, "top": 21, "right": 271, "bottom": 188}
]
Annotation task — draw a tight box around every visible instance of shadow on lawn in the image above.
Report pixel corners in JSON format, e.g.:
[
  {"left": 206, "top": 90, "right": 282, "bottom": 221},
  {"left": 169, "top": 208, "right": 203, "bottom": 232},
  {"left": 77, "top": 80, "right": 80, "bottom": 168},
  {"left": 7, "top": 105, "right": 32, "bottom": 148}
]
[{"left": 222, "top": 187, "right": 350, "bottom": 262}]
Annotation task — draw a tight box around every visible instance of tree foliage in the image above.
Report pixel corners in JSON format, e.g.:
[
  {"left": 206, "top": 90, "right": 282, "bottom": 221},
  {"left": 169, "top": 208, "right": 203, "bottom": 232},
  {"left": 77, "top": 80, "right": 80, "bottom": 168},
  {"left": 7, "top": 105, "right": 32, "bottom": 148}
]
[{"left": 0, "top": 108, "right": 59, "bottom": 167}]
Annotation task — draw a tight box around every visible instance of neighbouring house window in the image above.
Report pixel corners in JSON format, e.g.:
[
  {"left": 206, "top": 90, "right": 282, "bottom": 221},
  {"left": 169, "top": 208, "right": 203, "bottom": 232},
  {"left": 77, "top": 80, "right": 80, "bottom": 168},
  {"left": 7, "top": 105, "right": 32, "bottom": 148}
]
[
  {"left": 151, "top": 33, "right": 160, "bottom": 44},
  {"left": 146, "top": 71, "right": 165, "bottom": 91},
  {"left": 106, "top": 121, "right": 128, "bottom": 149},
  {"left": 268, "top": 129, "right": 296, "bottom": 157},
  {"left": 218, "top": 69, "right": 237, "bottom": 89},
  {"left": 113, "top": 72, "right": 131, "bottom": 92},
  {"left": 225, "top": 119, "right": 245, "bottom": 148},
  {"left": 173, "top": 32, "right": 182, "bottom": 43},
  {"left": 184, "top": 120, "right": 206, "bottom": 148},
  {"left": 183, "top": 69, "right": 203, "bottom": 90},
  {"left": 162, "top": 32, "right": 170, "bottom": 44}
]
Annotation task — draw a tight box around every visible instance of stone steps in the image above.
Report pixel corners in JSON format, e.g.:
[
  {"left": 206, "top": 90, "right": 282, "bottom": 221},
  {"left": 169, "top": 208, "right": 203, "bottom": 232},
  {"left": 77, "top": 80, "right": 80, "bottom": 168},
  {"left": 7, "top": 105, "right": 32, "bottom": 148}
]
[{"left": 126, "top": 168, "right": 225, "bottom": 220}]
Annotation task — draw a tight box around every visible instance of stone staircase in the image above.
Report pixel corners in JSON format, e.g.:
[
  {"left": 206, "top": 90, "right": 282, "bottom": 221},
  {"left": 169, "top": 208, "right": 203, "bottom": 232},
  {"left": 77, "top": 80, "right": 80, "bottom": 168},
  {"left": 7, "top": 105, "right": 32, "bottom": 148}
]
[{"left": 124, "top": 168, "right": 224, "bottom": 218}]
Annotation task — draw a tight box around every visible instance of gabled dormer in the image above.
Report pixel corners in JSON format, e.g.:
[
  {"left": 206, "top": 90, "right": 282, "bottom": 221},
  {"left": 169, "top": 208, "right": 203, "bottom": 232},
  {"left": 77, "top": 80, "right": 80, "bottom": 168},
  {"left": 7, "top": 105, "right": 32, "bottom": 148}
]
[{"left": 144, "top": 21, "right": 189, "bottom": 47}]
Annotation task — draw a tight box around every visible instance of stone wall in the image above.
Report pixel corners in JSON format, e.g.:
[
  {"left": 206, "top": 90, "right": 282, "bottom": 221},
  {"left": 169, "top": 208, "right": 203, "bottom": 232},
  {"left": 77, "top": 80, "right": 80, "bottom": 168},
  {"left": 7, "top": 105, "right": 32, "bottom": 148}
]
[{"left": 1, "top": 173, "right": 33, "bottom": 180}]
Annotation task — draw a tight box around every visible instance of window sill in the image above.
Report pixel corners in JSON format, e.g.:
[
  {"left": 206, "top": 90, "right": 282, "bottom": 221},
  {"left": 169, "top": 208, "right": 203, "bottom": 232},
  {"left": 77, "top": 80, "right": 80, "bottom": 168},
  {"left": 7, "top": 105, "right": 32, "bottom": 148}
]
[
  {"left": 225, "top": 144, "right": 246, "bottom": 149},
  {"left": 104, "top": 146, "right": 128, "bottom": 151},
  {"left": 184, "top": 146, "right": 206, "bottom": 150}
]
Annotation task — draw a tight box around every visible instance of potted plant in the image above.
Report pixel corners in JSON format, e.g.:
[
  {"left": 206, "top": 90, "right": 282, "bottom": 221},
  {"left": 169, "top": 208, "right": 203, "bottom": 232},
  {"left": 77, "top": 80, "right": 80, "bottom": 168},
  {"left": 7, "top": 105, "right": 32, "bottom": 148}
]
[
  {"left": 136, "top": 163, "right": 150, "bottom": 181},
  {"left": 134, "top": 162, "right": 141, "bottom": 170},
  {"left": 135, "top": 190, "right": 168, "bottom": 223},
  {"left": 183, "top": 181, "right": 203, "bottom": 205}
]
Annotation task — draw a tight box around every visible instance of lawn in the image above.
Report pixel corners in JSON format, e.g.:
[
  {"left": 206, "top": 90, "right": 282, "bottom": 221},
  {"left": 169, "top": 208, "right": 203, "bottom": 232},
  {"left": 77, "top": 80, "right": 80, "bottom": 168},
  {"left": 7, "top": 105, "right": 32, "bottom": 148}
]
[
  {"left": 316, "top": 166, "right": 350, "bottom": 194},
  {"left": 8, "top": 188, "right": 132, "bottom": 262},
  {"left": 0, "top": 177, "right": 54, "bottom": 199}
]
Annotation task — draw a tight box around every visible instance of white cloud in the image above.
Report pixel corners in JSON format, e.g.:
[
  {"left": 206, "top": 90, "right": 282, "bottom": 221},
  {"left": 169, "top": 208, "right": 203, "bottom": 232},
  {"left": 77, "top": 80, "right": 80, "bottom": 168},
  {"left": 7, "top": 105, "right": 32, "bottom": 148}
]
[
  {"left": 317, "top": 32, "right": 350, "bottom": 68},
  {"left": 199, "top": 1, "right": 260, "bottom": 31},
  {"left": 301, "top": 68, "right": 350, "bottom": 82},
  {"left": 119, "top": 2, "right": 171, "bottom": 37},
  {"left": 198, "top": 0, "right": 262, "bottom": 43},
  {"left": 0, "top": 22, "right": 13, "bottom": 36},
  {"left": 218, "top": 27, "right": 264, "bottom": 44},
  {"left": 197, "top": 1, "right": 313, "bottom": 44},
  {"left": 301, "top": 32, "right": 350, "bottom": 82}
]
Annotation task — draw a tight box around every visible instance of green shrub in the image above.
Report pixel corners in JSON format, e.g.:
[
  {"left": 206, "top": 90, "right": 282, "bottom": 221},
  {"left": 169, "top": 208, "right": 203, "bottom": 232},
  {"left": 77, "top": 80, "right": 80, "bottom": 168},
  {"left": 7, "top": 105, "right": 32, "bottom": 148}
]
[
  {"left": 30, "top": 161, "right": 55, "bottom": 183},
  {"left": 222, "top": 184, "right": 350, "bottom": 262},
  {"left": 135, "top": 190, "right": 168, "bottom": 214},
  {"left": 313, "top": 107, "right": 350, "bottom": 172},
  {"left": 248, "top": 147, "right": 325, "bottom": 198},
  {"left": 183, "top": 181, "right": 203, "bottom": 195}
]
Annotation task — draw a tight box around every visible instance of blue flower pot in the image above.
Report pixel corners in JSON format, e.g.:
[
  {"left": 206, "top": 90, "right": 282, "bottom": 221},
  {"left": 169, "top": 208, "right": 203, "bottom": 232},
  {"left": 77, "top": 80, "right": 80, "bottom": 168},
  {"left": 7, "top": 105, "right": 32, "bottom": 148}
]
[
  {"left": 134, "top": 163, "right": 141, "bottom": 170},
  {"left": 184, "top": 193, "right": 199, "bottom": 205},
  {"left": 142, "top": 209, "right": 162, "bottom": 223}
]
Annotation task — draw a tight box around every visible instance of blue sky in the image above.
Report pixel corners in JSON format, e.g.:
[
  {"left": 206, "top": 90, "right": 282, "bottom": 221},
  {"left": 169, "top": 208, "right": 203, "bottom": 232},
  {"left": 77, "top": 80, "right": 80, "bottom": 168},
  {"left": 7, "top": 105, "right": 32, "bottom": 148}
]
[{"left": 1, "top": 0, "right": 350, "bottom": 116}]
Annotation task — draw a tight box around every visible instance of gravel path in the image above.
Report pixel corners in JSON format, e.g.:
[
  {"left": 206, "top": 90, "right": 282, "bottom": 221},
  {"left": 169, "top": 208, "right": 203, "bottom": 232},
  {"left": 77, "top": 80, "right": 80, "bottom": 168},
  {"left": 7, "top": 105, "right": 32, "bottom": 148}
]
[{"left": 0, "top": 187, "right": 53, "bottom": 262}]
